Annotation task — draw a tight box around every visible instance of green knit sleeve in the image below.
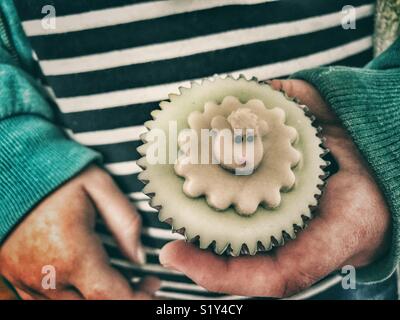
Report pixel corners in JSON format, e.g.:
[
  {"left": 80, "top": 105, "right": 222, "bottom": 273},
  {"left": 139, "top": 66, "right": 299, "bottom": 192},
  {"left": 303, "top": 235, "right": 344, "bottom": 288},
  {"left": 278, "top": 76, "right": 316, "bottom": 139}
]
[
  {"left": 0, "top": 16, "right": 101, "bottom": 241},
  {"left": 291, "top": 39, "right": 400, "bottom": 283}
]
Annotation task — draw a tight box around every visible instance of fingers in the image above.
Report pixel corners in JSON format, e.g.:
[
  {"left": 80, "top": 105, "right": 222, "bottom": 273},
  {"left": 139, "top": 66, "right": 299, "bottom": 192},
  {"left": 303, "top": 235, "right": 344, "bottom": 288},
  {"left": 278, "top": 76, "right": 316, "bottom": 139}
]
[
  {"left": 74, "top": 266, "right": 140, "bottom": 300},
  {"left": 160, "top": 178, "right": 357, "bottom": 298},
  {"left": 160, "top": 240, "right": 286, "bottom": 297},
  {"left": 136, "top": 276, "right": 161, "bottom": 295},
  {"left": 268, "top": 79, "right": 366, "bottom": 172},
  {"left": 70, "top": 233, "right": 150, "bottom": 300},
  {"left": 10, "top": 214, "right": 153, "bottom": 300},
  {"left": 160, "top": 234, "right": 336, "bottom": 298},
  {"left": 83, "top": 167, "right": 146, "bottom": 265},
  {"left": 268, "top": 79, "right": 338, "bottom": 124},
  {"left": 73, "top": 263, "right": 149, "bottom": 300},
  {"left": 317, "top": 172, "right": 391, "bottom": 267}
]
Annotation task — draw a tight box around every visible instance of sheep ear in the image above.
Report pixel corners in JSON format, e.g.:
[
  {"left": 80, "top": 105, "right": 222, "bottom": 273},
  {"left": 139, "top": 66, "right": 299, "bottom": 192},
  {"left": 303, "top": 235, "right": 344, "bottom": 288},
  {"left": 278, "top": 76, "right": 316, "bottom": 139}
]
[
  {"left": 258, "top": 120, "right": 269, "bottom": 136},
  {"left": 211, "top": 116, "right": 231, "bottom": 130}
]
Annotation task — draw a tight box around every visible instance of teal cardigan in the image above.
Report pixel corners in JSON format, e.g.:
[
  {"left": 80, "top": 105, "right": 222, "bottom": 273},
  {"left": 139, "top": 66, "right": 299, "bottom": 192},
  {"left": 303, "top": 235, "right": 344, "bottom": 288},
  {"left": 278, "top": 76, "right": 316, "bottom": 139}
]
[{"left": 0, "top": 0, "right": 399, "bottom": 284}]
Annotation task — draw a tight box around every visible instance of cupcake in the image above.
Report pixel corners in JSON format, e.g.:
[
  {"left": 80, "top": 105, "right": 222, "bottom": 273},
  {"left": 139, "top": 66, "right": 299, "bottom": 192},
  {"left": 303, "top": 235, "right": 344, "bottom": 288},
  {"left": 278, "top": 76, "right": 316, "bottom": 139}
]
[{"left": 137, "top": 75, "right": 328, "bottom": 256}]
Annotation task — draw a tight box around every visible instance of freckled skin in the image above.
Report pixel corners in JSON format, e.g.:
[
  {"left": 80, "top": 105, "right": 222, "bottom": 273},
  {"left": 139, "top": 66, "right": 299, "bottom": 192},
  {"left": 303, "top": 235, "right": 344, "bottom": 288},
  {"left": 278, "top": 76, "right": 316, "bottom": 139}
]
[
  {"left": 159, "top": 79, "right": 391, "bottom": 298},
  {"left": 0, "top": 166, "right": 160, "bottom": 299}
]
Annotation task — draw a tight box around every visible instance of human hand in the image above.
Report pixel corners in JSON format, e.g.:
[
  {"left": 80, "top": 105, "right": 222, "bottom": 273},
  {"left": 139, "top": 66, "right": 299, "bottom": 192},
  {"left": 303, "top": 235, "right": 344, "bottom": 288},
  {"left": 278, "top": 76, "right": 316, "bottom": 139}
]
[
  {"left": 159, "top": 79, "right": 391, "bottom": 298},
  {"left": 0, "top": 165, "right": 159, "bottom": 299}
]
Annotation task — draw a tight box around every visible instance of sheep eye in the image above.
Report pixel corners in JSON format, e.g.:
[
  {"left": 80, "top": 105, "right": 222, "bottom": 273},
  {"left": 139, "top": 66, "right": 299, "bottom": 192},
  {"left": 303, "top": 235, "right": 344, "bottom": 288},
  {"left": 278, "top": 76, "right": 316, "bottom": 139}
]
[
  {"left": 247, "top": 135, "right": 254, "bottom": 143},
  {"left": 234, "top": 135, "right": 242, "bottom": 144}
]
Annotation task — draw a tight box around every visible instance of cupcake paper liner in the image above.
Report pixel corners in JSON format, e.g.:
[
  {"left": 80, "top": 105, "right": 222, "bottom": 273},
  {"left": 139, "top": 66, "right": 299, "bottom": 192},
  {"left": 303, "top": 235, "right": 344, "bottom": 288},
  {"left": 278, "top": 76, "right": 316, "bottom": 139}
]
[{"left": 137, "top": 74, "right": 330, "bottom": 256}]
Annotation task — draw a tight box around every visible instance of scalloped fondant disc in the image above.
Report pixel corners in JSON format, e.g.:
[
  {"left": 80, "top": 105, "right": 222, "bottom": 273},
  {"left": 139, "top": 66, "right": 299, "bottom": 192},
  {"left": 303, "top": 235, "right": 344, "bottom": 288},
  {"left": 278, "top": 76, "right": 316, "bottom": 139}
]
[{"left": 137, "top": 75, "right": 327, "bottom": 256}]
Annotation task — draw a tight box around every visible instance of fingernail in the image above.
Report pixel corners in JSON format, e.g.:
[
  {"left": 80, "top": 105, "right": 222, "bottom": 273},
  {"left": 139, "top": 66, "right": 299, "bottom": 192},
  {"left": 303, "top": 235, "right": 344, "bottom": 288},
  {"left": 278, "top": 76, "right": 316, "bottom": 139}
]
[
  {"left": 265, "top": 79, "right": 272, "bottom": 84},
  {"left": 159, "top": 254, "right": 176, "bottom": 271},
  {"left": 161, "top": 262, "right": 179, "bottom": 272},
  {"left": 136, "top": 245, "right": 146, "bottom": 265}
]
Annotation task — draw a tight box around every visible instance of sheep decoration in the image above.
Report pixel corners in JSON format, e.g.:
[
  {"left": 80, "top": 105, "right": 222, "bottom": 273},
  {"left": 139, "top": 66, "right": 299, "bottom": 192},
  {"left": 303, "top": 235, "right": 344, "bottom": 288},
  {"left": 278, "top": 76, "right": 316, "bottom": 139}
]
[{"left": 211, "top": 108, "right": 269, "bottom": 175}]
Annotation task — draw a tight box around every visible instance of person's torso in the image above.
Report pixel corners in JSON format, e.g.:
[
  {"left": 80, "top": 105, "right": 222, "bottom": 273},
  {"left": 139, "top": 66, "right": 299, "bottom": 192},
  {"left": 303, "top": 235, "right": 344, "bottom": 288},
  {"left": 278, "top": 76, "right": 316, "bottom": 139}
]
[{"left": 13, "top": 0, "right": 375, "bottom": 299}]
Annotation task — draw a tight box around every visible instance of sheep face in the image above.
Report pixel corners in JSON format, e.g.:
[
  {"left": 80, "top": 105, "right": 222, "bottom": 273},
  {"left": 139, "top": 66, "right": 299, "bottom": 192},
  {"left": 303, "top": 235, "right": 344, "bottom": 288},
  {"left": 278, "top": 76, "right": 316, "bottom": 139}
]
[{"left": 211, "top": 108, "right": 268, "bottom": 174}]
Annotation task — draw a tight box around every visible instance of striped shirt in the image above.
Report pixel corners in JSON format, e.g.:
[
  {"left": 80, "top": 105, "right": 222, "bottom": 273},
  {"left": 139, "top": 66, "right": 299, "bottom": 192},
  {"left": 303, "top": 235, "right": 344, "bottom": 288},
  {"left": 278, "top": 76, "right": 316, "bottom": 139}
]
[{"left": 14, "top": 0, "right": 374, "bottom": 299}]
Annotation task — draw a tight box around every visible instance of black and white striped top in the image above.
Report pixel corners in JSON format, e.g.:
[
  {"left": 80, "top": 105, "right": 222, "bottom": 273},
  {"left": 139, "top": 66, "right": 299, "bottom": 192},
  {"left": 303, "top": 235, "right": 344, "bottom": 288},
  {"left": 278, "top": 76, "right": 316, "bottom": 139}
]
[{"left": 14, "top": 0, "right": 374, "bottom": 299}]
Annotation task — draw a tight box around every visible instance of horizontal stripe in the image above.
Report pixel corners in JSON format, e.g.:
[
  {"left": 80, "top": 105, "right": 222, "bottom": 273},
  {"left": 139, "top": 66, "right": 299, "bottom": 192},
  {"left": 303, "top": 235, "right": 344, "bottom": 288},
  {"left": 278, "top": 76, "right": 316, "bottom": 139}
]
[
  {"left": 154, "top": 290, "right": 218, "bottom": 300},
  {"left": 113, "top": 263, "right": 192, "bottom": 283},
  {"left": 110, "top": 258, "right": 182, "bottom": 275},
  {"left": 47, "top": 17, "right": 373, "bottom": 98},
  {"left": 57, "top": 37, "right": 372, "bottom": 113},
  {"left": 69, "top": 125, "right": 147, "bottom": 145},
  {"left": 90, "top": 141, "right": 143, "bottom": 163},
  {"left": 40, "top": 4, "right": 373, "bottom": 75},
  {"left": 104, "top": 160, "right": 142, "bottom": 175},
  {"left": 22, "top": 0, "right": 276, "bottom": 36},
  {"left": 100, "top": 234, "right": 160, "bottom": 255},
  {"left": 155, "top": 285, "right": 231, "bottom": 299},
  {"left": 139, "top": 215, "right": 172, "bottom": 232},
  {"left": 134, "top": 200, "right": 158, "bottom": 213},
  {"left": 142, "top": 227, "right": 183, "bottom": 241},
  {"left": 96, "top": 207, "right": 171, "bottom": 232},
  {"left": 57, "top": 48, "right": 372, "bottom": 134},
  {"left": 96, "top": 200, "right": 175, "bottom": 235},
  {"left": 128, "top": 192, "right": 150, "bottom": 201},
  {"left": 23, "top": 0, "right": 362, "bottom": 60},
  {"left": 156, "top": 287, "right": 232, "bottom": 299},
  {"left": 112, "top": 173, "right": 143, "bottom": 194},
  {"left": 286, "top": 275, "right": 342, "bottom": 300},
  {"left": 14, "top": 0, "right": 150, "bottom": 21},
  {"left": 160, "top": 280, "right": 207, "bottom": 293},
  {"left": 58, "top": 102, "right": 155, "bottom": 132}
]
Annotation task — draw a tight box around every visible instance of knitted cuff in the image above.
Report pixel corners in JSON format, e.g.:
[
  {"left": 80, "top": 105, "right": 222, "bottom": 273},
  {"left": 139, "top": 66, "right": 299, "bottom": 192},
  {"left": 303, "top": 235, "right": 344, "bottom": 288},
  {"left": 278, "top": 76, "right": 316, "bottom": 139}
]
[{"left": 0, "top": 114, "right": 101, "bottom": 242}]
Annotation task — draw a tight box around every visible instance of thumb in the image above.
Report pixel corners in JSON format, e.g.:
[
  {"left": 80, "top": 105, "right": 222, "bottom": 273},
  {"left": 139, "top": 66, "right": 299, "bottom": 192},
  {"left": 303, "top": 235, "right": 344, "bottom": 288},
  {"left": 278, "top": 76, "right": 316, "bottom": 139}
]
[
  {"left": 83, "top": 168, "right": 146, "bottom": 265},
  {"left": 268, "top": 79, "right": 337, "bottom": 124}
]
